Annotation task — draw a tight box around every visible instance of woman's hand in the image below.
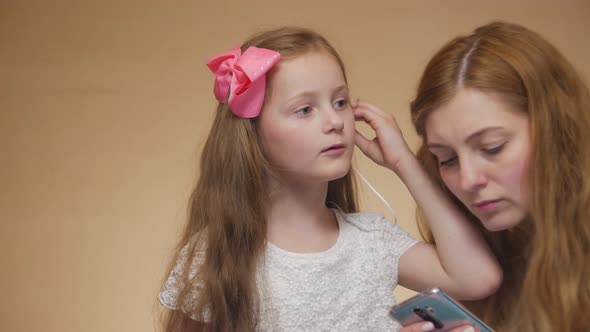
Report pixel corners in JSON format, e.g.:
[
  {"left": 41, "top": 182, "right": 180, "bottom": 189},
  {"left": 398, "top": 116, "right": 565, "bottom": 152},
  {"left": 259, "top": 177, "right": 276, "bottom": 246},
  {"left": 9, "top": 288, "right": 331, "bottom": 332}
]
[
  {"left": 399, "top": 322, "right": 478, "bottom": 332},
  {"left": 353, "top": 101, "right": 415, "bottom": 172}
]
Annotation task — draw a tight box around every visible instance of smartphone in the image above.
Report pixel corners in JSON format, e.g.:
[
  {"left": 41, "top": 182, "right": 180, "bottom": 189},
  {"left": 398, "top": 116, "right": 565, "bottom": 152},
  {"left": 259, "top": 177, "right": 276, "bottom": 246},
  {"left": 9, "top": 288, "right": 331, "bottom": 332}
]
[{"left": 389, "top": 288, "right": 494, "bottom": 332}]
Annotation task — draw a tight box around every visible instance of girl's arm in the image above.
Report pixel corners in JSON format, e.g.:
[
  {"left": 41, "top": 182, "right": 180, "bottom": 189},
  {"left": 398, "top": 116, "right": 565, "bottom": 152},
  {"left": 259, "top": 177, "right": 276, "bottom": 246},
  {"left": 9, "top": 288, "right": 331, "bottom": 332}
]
[{"left": 354, "top": 101, "right": 502, "bottom": 301}]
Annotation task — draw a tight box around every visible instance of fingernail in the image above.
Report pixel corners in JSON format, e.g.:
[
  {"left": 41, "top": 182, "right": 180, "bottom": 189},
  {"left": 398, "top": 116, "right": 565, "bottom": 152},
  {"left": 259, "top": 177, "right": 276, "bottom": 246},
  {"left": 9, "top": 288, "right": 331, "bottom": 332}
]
[
  {"left": 463, "top": 327, "right": 475, "bottom": 332},
  {"left": 421, "top": 322, "right": 435, "bottom": 331}
]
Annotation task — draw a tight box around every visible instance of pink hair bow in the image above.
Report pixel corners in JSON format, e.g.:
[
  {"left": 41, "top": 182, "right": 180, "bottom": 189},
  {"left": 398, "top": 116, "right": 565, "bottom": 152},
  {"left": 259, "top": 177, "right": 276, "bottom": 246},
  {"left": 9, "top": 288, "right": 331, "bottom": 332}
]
[{"left": 206, "top": 46, "right": 281, "bottom": 118}]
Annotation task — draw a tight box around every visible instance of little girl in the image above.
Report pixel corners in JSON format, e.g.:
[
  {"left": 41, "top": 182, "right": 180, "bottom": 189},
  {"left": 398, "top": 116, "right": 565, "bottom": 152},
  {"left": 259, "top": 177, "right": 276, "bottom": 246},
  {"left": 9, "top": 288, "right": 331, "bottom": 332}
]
[{"left": 158, "top": 27, "right": 501, "bottom": 331}]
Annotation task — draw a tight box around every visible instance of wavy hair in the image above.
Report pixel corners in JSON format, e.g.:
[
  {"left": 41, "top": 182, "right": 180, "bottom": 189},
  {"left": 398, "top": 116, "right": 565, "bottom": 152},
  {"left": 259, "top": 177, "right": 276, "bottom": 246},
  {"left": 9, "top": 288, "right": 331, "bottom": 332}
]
[
  {"left": 410, "top": 21, "right": 590, "bottom": 331},
  {"left": 160, "top": 27, "right": 358, "bottom": 332}
]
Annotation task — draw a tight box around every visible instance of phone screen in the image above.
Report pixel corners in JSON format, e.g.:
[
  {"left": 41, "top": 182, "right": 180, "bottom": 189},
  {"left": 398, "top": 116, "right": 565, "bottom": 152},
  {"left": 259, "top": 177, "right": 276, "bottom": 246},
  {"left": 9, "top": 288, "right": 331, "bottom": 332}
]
[{"left": 389, "top": 288, "right": 493, "bottom": 332}]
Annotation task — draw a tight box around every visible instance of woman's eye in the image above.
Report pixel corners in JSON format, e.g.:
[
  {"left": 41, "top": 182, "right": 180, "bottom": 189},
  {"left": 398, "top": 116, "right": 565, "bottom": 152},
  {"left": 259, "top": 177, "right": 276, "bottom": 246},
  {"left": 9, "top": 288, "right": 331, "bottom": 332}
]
[
  {"left": 333, "top": 98, "right": 349, "bottom": 110},
  {"left": 295, "top": 106, "right": 313, "bottom": 115},
  {"left": 439, "top": 156, "right": 458, "bottom": 168},
  {"left": 483, "top": 143, "right": 505, "bottom": 155}
]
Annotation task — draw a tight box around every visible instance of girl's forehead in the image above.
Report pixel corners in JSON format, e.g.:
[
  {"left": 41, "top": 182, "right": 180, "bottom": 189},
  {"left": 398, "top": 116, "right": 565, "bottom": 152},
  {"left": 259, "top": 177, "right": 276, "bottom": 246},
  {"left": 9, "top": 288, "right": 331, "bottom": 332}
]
[{"left": 266, "top": 51, "right": 346, "bottom": 97}]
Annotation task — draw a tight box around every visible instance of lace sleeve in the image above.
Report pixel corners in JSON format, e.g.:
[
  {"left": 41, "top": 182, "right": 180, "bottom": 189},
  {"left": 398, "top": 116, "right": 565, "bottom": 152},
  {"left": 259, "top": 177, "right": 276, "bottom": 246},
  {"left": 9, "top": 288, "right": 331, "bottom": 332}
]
[
  {"left": 347, "top": 212, "right": 419, "bottom": 259},
  {"left": 385, "top": 222, "right": 419, "bottom": 259},
  {"left": 158, "top": 242, "right": 207, "bottom": 320}
]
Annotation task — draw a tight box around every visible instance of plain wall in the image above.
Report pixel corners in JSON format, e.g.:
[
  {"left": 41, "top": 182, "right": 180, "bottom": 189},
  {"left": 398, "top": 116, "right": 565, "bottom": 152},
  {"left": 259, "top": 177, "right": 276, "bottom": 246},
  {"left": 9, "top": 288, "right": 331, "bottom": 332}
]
[{"left": 1, "top": 1, "right": 589, "bottom": 331}]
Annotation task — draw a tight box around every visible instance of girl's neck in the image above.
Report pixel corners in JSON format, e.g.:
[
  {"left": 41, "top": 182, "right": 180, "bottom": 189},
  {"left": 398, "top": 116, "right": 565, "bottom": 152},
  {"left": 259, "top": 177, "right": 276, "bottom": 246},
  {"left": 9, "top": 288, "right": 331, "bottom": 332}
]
[{"left": 265, "top": 178, "right": 339, "bottom": 253}]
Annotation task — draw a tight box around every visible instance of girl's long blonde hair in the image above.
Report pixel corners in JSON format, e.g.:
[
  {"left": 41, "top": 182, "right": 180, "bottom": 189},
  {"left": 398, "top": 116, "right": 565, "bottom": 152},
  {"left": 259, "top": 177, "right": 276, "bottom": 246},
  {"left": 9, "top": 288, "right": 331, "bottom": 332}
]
[
  {"left": 160, "top": 27, "right": 358, "bottom": 332},
  {"left": 411, "top": 21, "right": 590, "bottom": 331}
]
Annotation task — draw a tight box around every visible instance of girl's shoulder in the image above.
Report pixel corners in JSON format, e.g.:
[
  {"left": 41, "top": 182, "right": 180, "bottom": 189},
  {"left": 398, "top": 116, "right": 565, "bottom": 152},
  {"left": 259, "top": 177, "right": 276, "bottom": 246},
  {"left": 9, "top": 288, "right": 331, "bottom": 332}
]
[
  {"left": 336, "top": 210, "right": 418, "bottom": 255},
  {"left": 339, "top": 210, "right": 396, "bottom": 232},
  {"left": 159, "top": 237, "right": 207, "bottom": 320}
]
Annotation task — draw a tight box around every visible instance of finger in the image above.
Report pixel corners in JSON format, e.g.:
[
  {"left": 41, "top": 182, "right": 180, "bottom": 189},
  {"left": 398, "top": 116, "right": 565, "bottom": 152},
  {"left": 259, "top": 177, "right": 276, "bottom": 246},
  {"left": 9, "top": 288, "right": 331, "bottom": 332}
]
[
  {"left": 353, "top": 106, "right": 383, "bottom": 131},
  {"left": 353, "top": 100, "right": 381, "bottom": 117},
  {"left": 352, "top": 102, "right": 370, "bottom": 120},
  {"left": 355, "top": 101, "right": 401, "bottom": 131},
  {"left": 354, "top": 106, "right": 380, "bottom": 120},
  {"left": 354, "top": 102, "right": 398, "bottom": 128},
  {"left": 356, "top": 100, "right": 390, "bottom": 118},
  {"left": 400, "top": 321, "right": 435, "bottom": 332},
  {"left": 354, "top": 130, "right": 372, "bottom": 153},
  {"left": 449, "top": 326, "right": 475, "bottom": 332}
]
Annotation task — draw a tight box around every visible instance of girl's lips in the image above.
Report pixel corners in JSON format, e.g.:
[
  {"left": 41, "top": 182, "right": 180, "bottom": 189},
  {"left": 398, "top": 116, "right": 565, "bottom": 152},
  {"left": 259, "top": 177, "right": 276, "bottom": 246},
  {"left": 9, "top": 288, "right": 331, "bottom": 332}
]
[{"left": 321, "top": 144, "right": 346, "bottom": 154}]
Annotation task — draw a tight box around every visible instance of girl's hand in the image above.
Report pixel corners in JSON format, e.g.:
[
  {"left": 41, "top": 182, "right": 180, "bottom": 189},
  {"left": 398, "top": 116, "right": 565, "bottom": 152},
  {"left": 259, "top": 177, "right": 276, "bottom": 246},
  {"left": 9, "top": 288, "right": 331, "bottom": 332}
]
[
  {"left": 399, "top": 322, "right": 478, "bottom": 332},
  {"left": 353, "top": 101, "right": 414, "bottom": 173}
]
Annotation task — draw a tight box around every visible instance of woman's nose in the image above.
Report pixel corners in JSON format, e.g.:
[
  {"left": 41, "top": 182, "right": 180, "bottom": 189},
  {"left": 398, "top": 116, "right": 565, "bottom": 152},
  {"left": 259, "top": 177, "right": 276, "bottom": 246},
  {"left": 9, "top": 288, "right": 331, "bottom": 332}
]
[{"left": 459, "top": 159, "right": 487, "bottom": 192}]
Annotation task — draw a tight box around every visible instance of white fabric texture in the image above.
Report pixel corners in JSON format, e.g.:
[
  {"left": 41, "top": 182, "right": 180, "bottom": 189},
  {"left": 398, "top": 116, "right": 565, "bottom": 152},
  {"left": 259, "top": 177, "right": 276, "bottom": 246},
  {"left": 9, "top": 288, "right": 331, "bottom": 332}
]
[{"left": 159, "top": 210, "right": 418, "bottom": 331}]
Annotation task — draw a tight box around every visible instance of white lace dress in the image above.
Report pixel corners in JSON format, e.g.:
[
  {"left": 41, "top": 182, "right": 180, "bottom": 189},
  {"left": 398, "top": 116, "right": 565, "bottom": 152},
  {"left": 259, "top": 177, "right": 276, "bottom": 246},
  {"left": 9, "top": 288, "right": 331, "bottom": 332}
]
[{"left": 159, "top": 210, "right": 418, "bottom": 331}]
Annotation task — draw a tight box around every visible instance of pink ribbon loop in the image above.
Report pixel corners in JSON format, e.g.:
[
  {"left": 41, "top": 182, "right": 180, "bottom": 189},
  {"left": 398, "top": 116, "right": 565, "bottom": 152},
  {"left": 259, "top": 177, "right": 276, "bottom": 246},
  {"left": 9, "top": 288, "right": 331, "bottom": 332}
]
[{"left": 206, "top": 46, "right": 281, "bottom": 118}]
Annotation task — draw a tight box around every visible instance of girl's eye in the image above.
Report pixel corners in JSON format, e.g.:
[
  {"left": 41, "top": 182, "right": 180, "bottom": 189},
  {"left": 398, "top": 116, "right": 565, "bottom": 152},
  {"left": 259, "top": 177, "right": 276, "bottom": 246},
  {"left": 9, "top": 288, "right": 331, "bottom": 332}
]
[
  {"left": 483, "top": 143, "right": 505, "bottom": 155},
  {"left": 439, "top": 156, "right": 458, "bottom": 168},
  {"left": 295, "top": 106, "right": 313, "bottom": 116},
  {"left": 333, "top": 98, "right": 349, "bottom": 110}
]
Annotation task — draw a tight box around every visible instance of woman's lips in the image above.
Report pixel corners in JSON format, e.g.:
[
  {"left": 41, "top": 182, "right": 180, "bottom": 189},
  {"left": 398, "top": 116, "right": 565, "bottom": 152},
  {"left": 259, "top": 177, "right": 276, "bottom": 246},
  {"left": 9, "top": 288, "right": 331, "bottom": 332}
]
[{"left": 473, "top": 199, "right": 503, "bottom": 213}]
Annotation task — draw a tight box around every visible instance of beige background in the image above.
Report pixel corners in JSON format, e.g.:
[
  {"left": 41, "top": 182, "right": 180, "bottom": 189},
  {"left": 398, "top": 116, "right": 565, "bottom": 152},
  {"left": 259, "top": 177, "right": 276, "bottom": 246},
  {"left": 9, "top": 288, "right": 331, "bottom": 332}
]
[{"left": 1, "top": 1, "right": 589, "bottom": 331}]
